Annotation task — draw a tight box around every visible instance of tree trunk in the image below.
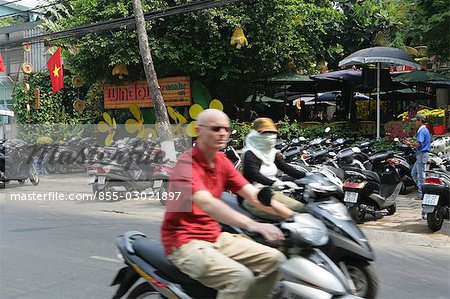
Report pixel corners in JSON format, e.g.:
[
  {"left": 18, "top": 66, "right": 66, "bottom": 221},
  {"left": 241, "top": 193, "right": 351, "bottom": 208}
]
[{"left": 132, "top": 0, "right": 176, "bottom": 161}]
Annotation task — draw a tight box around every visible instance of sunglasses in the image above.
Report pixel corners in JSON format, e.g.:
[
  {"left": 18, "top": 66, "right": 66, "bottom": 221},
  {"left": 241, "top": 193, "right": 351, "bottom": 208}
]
[{"left": 198, "top": 125, "right": 231, "bottom": 133}]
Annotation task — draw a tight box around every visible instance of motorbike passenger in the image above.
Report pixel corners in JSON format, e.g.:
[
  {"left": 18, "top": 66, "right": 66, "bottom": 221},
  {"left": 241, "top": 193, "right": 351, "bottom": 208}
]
[
  {"left": 403, "top": 113, "right": 431, "bottom": 200},
  {"left": 161, "top": 109, "right": 294, "bottom": 299},
  {"left": 241, "top": 117, "right": 305, "bottom": 220}
]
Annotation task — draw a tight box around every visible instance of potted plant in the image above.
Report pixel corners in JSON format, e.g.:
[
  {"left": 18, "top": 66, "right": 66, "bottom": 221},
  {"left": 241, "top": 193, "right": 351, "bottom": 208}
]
[
  {"left": 417, "top": 109, "right": 446, "bottom": 135},
  {"left": 431, "top": 109, "right": 446, "bottom": 135}
]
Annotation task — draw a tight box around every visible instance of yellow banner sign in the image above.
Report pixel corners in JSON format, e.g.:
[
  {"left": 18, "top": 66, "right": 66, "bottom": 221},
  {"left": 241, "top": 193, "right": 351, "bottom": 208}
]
[{"left": 104, "top": 76, "right": 191, "bottom": 109}]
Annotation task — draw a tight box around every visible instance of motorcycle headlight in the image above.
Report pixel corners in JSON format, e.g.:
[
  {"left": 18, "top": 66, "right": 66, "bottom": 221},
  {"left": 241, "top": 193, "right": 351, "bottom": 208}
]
[
  {"left": 296, "top": 226, "right": 329, "bottom": 246},
  {"left": 318, "top": 202, "right": 351, "bottom": 221},
  {"left": 282, "top": 214, "right": 329, "bottom": 247}
]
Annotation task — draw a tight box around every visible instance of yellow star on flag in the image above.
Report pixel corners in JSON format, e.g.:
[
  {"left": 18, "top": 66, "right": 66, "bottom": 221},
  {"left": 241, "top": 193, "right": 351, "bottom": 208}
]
[{"left": 53, "top": 65, "right": 61, "bottom": 77}]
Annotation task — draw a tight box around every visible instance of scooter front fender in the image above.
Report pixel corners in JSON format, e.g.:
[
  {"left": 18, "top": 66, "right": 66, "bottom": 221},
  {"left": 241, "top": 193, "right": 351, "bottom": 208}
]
[
  {"left": 279, "top": 250, "right": 349, "bottom": 295},
  {"left": 326, "top": 230, "right": 374, "bottom": 261}
]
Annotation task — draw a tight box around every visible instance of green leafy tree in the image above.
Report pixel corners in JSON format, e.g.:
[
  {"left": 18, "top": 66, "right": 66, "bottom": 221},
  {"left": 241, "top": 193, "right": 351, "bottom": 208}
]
[
  {"left": 330, "top": 0, "right": 406, "bottom": 67},
  {"left": 400, "top": 0, "right": 449, "bottom": 63},
  {"left": 43, "top": 0, "right": 341, "bottom": 111},
  {"left": 0, "top": 17, "right": 21, "bottom": 28}
]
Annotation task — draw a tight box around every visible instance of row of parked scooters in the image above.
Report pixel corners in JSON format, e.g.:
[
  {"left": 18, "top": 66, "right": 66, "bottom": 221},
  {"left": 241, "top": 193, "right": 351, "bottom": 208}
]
[{"left": 264, "top": 129, "right": 449, "bottom": 232}]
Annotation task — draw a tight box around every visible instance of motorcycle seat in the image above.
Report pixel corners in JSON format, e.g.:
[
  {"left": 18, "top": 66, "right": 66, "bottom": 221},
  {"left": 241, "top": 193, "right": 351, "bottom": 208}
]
[
  {"left": 344, "top": 167, "right": 381, "bottom": 184},
  {"left": 133, "top": 238, "right": 200, "bottom": 284},
  {"left": 369, "top": 152, "right": 394, "bottom": 163},
  {"left": 361, "top": 170, "right": 381, "bottom": 184}
]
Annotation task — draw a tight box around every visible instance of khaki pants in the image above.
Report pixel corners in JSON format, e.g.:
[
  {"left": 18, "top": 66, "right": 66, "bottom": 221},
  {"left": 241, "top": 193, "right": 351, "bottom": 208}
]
[
  {"left": 167, "top": 232, "right": 286, "bottom": 299},
  {"left": 243, "top": 191, "right": 304, "bottom": 221}
]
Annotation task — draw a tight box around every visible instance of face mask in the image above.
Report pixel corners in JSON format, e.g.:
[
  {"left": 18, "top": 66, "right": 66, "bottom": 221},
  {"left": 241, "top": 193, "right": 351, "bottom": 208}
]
[{"left": 262, "top": 133, "right": 277, "bottom": 148}]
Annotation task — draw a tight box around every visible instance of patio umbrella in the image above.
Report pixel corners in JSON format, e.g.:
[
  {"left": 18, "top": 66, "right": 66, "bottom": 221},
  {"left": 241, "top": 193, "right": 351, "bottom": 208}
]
[
  {"left": 372, "top": 88, "right": 432, "bottom": 101},
  {"left": 313, "top": 69, "right": 362, "bottom": 83},
  {"left": 245, "top": 95, "right": 285, "bottom": 103},
  {"left": 316, "top": 91, "right": 370, "bottom": 102},
  {"left": 339, "top": 47, "right": 420, "bottom": 138},
  {"left": 392, "top": 70, "right": 448, "bottom": 83}
]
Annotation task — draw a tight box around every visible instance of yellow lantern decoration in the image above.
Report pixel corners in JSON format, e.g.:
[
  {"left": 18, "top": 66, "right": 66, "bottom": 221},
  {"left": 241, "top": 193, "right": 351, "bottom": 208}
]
[
  {"left": 112, "top": 63, "right": 129, "bottom": 80},
  {"left": 230, "top": 26, "right": 248, "bottom": 49}
]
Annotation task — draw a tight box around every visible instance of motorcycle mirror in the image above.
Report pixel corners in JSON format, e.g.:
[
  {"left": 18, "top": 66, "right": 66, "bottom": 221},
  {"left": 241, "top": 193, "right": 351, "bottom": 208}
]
[
  {"left": 351, "top": 147, "right": 361, "bottom": 153},
  {"left": 325, "top": 127, "right": 331, "bottom": 133}
]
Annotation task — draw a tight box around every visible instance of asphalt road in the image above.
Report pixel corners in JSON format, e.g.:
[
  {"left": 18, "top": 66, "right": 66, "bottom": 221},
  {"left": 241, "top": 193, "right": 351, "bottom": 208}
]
[{"left": 1, "top": 191, "right": 449, "bottom": 299}]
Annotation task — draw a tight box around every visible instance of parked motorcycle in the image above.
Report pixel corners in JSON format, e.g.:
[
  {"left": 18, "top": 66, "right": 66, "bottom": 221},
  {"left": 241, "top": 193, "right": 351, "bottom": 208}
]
[
  {"left": 0, "top": 139, "right": 39, "bottom": 188},
  {"left": 342, "top": 151, "right": 401, "bottom": 223},
  {"left": 42, "top": 137, "right": 93, "bottom": 174},
  {"left": 86, "top": 139, "right": 171, "bottom": 204},
  {"left": 111, "top": 214, "right": 362, "bottom": 299},
  {"left": 421, "top": 169, "right": 450, "bottom": 231}
]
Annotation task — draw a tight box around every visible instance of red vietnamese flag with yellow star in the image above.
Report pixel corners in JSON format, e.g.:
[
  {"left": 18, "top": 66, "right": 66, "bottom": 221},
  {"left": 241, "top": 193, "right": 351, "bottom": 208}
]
[
  {"left": 47, "top": 47, "right": 64, "bottom": 93},
  {"left": 0, "top": 52, "right": 5, "bottom": 73}
]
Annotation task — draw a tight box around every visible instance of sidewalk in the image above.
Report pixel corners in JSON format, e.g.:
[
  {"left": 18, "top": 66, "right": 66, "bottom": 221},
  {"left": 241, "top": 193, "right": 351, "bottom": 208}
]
[{"left": 361, "top": 190, "right": 449, "bottom": 248}]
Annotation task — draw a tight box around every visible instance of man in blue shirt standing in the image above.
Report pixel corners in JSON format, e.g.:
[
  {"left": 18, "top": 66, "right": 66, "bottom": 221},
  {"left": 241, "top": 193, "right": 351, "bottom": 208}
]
[{"left": 403, "top": 114, "right": 431, "bottom": 200}]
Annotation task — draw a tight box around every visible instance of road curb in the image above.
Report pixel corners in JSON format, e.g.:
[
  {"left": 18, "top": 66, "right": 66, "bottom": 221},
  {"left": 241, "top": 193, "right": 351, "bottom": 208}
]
[{"left": 362, "top": 227, "right": 450, "bottom": 248}]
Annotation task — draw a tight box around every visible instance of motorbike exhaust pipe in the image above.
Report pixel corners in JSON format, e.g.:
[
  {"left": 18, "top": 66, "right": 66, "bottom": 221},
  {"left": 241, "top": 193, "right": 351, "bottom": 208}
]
[{"left": 359, "top": 204, "right": 376, "bottom": 214}]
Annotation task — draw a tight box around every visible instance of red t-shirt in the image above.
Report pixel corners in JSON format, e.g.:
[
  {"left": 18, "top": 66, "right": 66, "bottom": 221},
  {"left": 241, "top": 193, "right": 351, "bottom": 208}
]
[{"left": 161, "top": 146, "right": 248, "bottom": 254}]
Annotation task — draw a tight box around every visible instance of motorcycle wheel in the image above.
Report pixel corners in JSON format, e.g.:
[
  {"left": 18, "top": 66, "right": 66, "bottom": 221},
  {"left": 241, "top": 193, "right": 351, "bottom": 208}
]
[
  {"left": 349, "top": 206, "right": 366, "bottom": 224},
  {"left": 344, "top": 260, "right": 378, "bottom": 299},
  {"left": 127, "top": 282, "right": 163, "bottom": 299},
  {"left": 43, "top": 154, "right": 58, "bottom": 174},
  {"left": 386, "top": 203, "right": 396, "bottom": 216},
  {"left": 427, "top": 208, "right": 444, "bottom": 232},
  {"left": 92, "top": 182, "right": 111, "bottom": 199},
  {"left": 29, "top": 164, "right": 40, "bottom": 186}
]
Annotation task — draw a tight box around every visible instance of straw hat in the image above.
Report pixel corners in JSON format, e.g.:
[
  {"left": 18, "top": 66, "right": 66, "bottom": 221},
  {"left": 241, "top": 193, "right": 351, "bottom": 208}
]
[{"left": 252, "top": 118, "right": 278, "bottom": 133}]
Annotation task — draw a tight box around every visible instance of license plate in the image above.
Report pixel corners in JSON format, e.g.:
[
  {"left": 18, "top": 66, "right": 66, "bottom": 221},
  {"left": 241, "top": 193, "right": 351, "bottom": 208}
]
[
  {"left": 344, "top": 191, "right": 359, "bottom": 203},
  {"left": 423, "top": 194, "right": 439, "bottom": 206},
  {"left": 98, "top": 176, "right": 106, "bottom": 185},
  {"left": 153, "top": 180, "right": 162, "bottom": 188},
  {"left": 87, "top": 175, "right": 96, "bottom": 184}
]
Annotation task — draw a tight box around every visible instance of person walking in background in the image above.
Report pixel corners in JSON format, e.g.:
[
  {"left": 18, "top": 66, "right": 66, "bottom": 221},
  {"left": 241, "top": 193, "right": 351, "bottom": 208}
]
[{"left": 403, "top": 114, "right": 431, "bottom": 200}]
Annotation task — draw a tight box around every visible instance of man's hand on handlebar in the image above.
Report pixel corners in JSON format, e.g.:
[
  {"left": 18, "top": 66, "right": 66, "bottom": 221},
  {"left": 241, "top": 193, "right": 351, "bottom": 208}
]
[{"left": 245, "top": 221, "right": 285, "bottom": 243}]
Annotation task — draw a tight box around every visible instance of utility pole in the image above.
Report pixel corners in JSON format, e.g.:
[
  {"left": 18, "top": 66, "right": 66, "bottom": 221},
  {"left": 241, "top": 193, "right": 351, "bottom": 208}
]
[{"left": 132, "top": 0, "right": 176, "bottom": 161}]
